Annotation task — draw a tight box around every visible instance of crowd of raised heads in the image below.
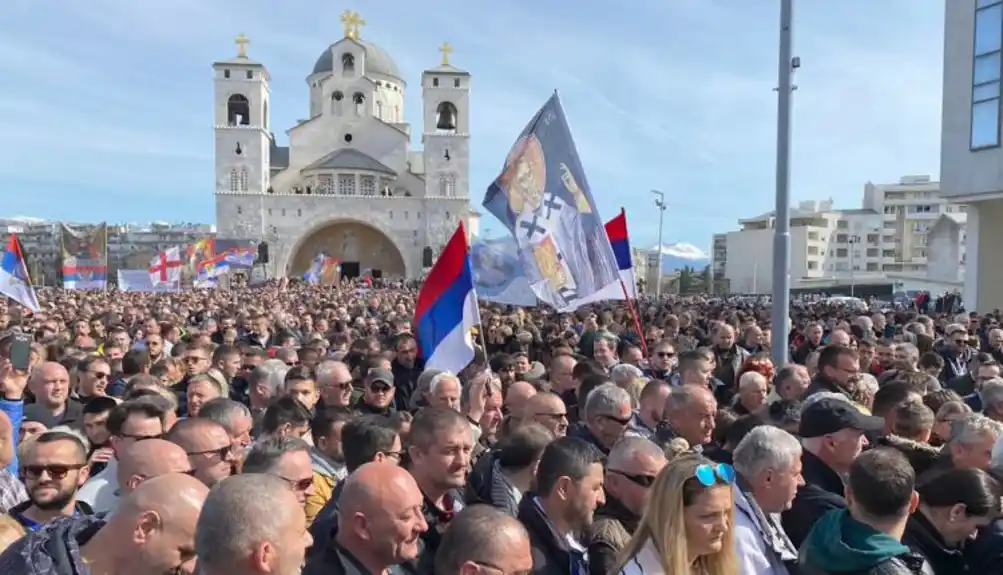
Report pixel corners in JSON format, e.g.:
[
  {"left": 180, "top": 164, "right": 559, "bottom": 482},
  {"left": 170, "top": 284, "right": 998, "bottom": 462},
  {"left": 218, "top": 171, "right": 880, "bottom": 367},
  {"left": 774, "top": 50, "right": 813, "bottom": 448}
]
[{"left": 0, "top": 282, "right": 1001, "bottom": 574}]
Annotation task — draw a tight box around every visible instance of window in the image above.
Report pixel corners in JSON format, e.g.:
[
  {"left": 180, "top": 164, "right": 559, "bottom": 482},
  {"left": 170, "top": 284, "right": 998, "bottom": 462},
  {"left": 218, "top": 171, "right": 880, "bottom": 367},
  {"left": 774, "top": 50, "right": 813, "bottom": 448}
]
[
  {"left": 807, "top": 246, "right": 819, "bottom": 255},
  {"left": 238, "top": 168, "right": 249, "bottom": 192},
  {"left": 433, "top": 77, "right": 439, "bottom": 87},
  {"left": 836, "top": 234, "right": 848, "bottom": 243},
  {"left": 319, "top": 175, "right": 333, "bottom": 194},
  {"left": 229, "top": 169, "right": 240, "bottom": 192},
  {"left": 836, "top": 220, "right": 848, "bottom": 229},
  {"left": 807, "top": 261, "right": 818, "bottom": 271},
  {"left": 338, "top": 174, "right": 355, "bottom": 195},
  {"left": 972, "top": 0, "right": 1003, "bottom": 149},
  {"left": 866, "top": 263, "right": 879, "bottom": 272},
  {"left": 224, "top": 69, "right": 231, "bottom": 79},
  {"left": 246, "top": 70, "right": 253, "bottom": 79},
  {"left": 342, "top": 53, "right": 355, "bottom": 75},
  {"left": 836, "top": 248, "right": 848, "bottom": 258},
  {"left": 376, "top": 101, "right": 383, "bottom": 117},
  {"left": 866, "top": 248, "right": 879, "bottom": 258},
  {"left": 331, "top": 91, "right": 344, "bottom": 116},
  {"left": 353, "top": 92, "right": 365, "bottom": 116},
  {"left": 360, "top": 176, "right": 376, "bottom": 196},
  {"left": 454, "top": 78, "right": 461, "bottom": 88},
  {"left": 227, "top": 94, "right": 250, "bottom": 126}
]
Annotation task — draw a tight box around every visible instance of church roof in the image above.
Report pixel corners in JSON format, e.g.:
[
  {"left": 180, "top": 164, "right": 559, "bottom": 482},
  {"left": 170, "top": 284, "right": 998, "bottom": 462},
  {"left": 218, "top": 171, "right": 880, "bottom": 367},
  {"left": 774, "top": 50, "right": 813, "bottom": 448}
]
[
  {"left": 301, "top": 149, "right": 397, "bottom": 175},
  {"left": 426, "top": 64, "right": 469, "bottom": 76},
  {"left": 270, "top": 140, "right": 290, "bottom": 169},
  {"left": 312, "top": 39, "right": 403, "bottom": 81}
]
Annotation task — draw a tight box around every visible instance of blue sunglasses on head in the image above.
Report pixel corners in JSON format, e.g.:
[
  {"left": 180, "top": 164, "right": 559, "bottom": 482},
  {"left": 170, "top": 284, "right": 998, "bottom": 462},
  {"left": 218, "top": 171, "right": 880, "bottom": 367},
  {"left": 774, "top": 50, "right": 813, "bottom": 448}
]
[{"left": 694, "top": 463, "right": 736, "bottom": 487}]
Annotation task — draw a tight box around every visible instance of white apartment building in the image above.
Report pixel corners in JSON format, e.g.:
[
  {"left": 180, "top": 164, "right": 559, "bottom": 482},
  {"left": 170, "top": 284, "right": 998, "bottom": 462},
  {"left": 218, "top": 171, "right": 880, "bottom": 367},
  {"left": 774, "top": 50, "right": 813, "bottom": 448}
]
[
  {"left": 1, "top": 219, "right": 216, "bottom": 286},
  {"left": 718, "top": 176, "right": 966, "bottom": 295}
]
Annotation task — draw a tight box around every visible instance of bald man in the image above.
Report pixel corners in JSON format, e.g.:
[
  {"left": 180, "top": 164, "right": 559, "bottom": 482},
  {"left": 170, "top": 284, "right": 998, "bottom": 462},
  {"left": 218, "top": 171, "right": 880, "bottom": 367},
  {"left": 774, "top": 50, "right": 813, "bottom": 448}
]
[
  {"left": 197, "top": 474, "right": 312, "bottom": 575},
  {"left": 116, "top": 439, "right": 193, "bottom": 504},
  {"left": 304, "top": 462, "right": 428, "bottom": 574},
  {"left": 523, "top": 392, "right": 569, "bottom": 437},
  {"left": 167, "top": 418, "right": 237, "bottom": 487},
  {"left": 435, "top": 505, "right": 533, "bottom": 574},
  {"left": 504, "top": 381, "right": 538, "bottom": 419},
  {"left": 0, "top": 473, "right": 208, "bottom": 574},
  {"left": 23, "top": 362, "right": 83, "bottom": 431}
]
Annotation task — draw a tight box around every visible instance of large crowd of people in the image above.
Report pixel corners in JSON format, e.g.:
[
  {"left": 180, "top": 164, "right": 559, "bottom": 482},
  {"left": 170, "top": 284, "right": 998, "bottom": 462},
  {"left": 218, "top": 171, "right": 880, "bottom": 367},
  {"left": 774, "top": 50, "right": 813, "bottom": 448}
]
[{"left": 0, "top": 280, "right": 999, "bottom": 574}]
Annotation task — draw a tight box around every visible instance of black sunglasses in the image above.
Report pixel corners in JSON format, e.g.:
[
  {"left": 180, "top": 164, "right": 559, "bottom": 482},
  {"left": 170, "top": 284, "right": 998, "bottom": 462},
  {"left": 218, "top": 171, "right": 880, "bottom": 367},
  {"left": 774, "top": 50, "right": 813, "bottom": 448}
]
[
  {"left": 187, "top": 445, "right": 232, "bottom": 460},
  {"left": 23, "top": 463, "right": 87, "bottom": 480},
  {"left": 602, "top": 414, "right": 632, "bottom": 426},
  {"left": 611, "top": 470, "right": 656, "bottom": 488}
]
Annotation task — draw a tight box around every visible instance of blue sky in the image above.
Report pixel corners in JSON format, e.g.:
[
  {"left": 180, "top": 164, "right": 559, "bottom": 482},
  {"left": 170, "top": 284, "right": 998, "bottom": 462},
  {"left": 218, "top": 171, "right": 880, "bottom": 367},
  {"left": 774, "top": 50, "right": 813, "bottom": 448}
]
[{"left": 0, "top": 0, "right": 944, "bottom": 253}]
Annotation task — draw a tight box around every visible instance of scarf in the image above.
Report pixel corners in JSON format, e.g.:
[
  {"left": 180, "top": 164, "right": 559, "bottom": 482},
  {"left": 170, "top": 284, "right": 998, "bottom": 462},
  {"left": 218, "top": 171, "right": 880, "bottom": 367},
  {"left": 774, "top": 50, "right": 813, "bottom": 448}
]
[{"left": 735, "top": 475, "right": 798, "bottom": 563}]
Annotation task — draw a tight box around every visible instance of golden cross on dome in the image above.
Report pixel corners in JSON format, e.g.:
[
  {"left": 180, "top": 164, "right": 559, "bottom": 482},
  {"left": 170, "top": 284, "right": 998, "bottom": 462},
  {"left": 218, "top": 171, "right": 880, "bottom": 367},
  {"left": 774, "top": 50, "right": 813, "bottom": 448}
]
[
  {"left": 439, "top": 42, "right": 454, "bottom": 66},
  {"left": 234, "top": 33, "right": 250, "bottom": 58},
  {"left": 341, "top": 10, "right": 365, "bottom": 40}
]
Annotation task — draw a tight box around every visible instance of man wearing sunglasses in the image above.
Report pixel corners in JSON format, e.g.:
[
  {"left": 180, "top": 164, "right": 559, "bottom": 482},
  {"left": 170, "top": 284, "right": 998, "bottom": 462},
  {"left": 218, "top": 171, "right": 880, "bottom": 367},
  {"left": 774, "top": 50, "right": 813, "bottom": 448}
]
[
  {"left": 588, "top": 437, "right": 667, "bottom": 573},
  {"left": 572, "top": 384, "right": 632, "bottom": 456},
  {"left": 167, "top": 418, "right": 236, "bottom": 488},
  {"left": 74, "top": 355, "right": 112, "bottom": 405},
  {"left": 10, "top": 428, "right": 92, "bottom": 532}
]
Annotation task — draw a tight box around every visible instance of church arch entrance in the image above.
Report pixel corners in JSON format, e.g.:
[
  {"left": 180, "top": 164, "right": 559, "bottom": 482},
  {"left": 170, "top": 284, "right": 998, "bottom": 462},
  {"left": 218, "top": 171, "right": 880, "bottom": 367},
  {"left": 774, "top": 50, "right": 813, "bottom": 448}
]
[{"left": 286, "top": 220, "right": 406, "bottom": 279}]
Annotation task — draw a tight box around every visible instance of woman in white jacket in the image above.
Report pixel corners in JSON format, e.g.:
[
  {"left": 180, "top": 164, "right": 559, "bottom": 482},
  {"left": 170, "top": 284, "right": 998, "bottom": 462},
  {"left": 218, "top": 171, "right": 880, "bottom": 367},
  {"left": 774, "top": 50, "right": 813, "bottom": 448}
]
[{"left": 613, "top": 454, "right": 737, "bottom": 575}]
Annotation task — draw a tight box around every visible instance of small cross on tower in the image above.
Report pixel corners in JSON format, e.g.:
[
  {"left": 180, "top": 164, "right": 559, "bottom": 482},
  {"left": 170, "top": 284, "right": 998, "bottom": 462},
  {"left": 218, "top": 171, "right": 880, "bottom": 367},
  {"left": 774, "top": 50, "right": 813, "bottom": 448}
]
[
  {"left": 438, "top": 42, "right": 454, "bottom": 66},
  {"left": 234, "top": 33, "right": 250, "bottom": 58},
  {"left": 340, "top": 10, "right": 366, "bottom": 40}
]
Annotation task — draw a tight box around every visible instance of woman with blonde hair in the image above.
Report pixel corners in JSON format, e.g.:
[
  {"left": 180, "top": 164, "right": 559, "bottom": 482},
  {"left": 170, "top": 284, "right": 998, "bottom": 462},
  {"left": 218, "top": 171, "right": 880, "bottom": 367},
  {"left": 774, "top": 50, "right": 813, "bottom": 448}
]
[{"left": 615, "top": 454, "right": 738, "bottom": 574}]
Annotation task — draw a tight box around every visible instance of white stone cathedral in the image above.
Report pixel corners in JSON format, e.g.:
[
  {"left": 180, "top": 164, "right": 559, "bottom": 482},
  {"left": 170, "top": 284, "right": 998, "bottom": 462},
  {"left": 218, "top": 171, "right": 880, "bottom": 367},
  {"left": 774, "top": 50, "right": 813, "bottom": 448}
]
[{"left": 212, "top": 14, "right": 478, "bottom": 279}]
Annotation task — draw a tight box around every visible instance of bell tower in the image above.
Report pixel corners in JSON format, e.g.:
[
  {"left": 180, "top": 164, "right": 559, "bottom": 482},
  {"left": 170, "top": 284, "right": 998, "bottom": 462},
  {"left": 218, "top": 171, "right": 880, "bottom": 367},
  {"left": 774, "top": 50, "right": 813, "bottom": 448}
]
[
  {"left": 213, "top": 33, "right": 271, "bottom": 198},
  {"left": 421, "top": 42, "right": 470, "bottom": 200}
]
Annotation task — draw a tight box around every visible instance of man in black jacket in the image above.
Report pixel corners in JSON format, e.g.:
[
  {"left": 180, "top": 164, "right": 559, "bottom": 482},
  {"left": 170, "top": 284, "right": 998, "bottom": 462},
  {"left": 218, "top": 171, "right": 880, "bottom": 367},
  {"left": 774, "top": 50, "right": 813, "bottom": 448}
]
[
  {"left": 803, "top": 345, "right": 859, "bottom": 400},
  {"left": 518, "top": 436, "right": 605, "bottom": 575},
  {"left": 782, "top": 396, "right": 884, "bottom": 548}
]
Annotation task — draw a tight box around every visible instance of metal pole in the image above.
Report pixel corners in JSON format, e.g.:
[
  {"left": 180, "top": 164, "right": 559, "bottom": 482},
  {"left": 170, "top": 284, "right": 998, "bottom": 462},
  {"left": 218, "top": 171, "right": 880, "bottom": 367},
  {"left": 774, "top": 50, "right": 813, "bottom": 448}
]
[
  {"left": 652, "top": 190, "right": 666, "bottom": 299},
  {"left": 771, "top": 0, "right": 795, "bottom": 366}
]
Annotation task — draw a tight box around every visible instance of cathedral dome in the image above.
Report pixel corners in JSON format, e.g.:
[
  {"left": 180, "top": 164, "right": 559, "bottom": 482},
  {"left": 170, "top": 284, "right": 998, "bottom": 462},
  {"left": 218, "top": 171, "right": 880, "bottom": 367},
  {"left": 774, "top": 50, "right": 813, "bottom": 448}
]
[{"left": 312, "top": 39, "right": 403, "bottom": 80}]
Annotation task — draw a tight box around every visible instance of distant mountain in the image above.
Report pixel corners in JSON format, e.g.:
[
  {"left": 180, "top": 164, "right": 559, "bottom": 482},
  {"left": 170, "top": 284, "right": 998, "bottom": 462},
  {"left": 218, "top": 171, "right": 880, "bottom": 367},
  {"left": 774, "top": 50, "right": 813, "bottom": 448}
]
[{"left": 648, "top": 243, "right": 710, "bottom": 272}]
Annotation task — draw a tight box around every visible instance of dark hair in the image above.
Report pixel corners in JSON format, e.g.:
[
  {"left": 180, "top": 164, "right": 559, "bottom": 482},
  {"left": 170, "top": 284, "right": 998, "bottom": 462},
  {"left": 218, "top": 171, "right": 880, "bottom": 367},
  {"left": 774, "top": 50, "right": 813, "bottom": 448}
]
[
  {"left": 284, "top": 365, "right": 316, "bottom": 385},
  {"left": 578, "top": 373, "right": 611, "bottom": 407},
  {"left": 571, "top": 359, "right": 603, "bottom": 381},
  {"left": 534, "top": 436, "right": 605, "bottom": 496},
  {"left": 261, "top": 397, "right": 312, "bottom": 435},
  {"left": 817, "top": 345, "right": 856, "bottom": 371},
  {"left": 77, "top": 354, "right": 110, "bottom": 375},
  {"left": 489, "top": 353, "right": 515, "bottom": 373},
  {"left": 121, "top": 349, "right": 151, "bottom": 376},
  {"left": 342, "top": 415, "right": 398, "bottom": 472},
  {"left": 211, "top": 344, "right": 240, "bottom": 364},
  {"left": 892, "top": 401, "right": 935, "bottom": 441},
  {"left": 923, "top": 389, "right": 963, "bottom": 414},
  {"left": 766, "top": 399, "right": 802, "bottom": 428},
  {"left": 311, "top": 406, "right": 356, "bottom": 446},
  {"left": 848, "top": 448, "right": 915, "bottom": 519},
  {"left": 676, "top": 350, "right": 707, "bottom": 375},
  {"left": 496, "top": 422, "right": 552, "bottom": 471},
  {"left": 725, "top": 414, "right": 764, "bottom": 449},
  {"left": 409, "top": 407, "right": 468, "bottom": 451},
  {"left": 82, "top": 396, "right": 118, "bottom": 416},
  {"left": 106, "top": 397, "right": 168, "bottom": 436},
  {"left": 918, "top": 352, "right": 945, "bottom": 372},
  {"left": 871, "top": 382, "right": 920, "bottom": 418},
  {"left": 917, "top": 468, "right": 1003, "bottom": 517}
]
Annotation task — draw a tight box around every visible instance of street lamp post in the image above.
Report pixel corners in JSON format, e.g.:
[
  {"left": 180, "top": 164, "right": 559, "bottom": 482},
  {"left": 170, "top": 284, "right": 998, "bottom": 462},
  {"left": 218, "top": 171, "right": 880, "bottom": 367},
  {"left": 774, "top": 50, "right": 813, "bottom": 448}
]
[
  {"left": 849, "top": 235, "right": 859, "bottom": 297},
  {"left": 652, "top": 190, "right": 667, "bottom": 299},
  {"left": 771, "top": 0, "right": 797, "bottom": 367}
]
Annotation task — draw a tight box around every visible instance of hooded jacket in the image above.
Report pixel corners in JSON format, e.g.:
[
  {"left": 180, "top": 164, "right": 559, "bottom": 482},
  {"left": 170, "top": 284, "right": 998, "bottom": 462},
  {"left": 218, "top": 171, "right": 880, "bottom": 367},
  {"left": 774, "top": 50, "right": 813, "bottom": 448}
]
[
  {"left": 0, "top": 513, "right": 105, "bottom": 574},
  {"left": 306, "top": 448, "right": 346, "bottom": 524},
  {"left": 799, "top": 509, "right": 933, "bottom": 575}
]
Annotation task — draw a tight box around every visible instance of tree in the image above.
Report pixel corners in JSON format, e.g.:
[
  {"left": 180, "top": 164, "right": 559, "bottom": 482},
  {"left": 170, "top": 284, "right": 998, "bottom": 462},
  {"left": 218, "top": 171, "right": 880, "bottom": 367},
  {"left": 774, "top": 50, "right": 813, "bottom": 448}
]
[
  {"left": 678, "top": 266, "right": 694, "bottom": 294},
  {"left": 700, "top": 265, "right": 712, "bottom": 293}
]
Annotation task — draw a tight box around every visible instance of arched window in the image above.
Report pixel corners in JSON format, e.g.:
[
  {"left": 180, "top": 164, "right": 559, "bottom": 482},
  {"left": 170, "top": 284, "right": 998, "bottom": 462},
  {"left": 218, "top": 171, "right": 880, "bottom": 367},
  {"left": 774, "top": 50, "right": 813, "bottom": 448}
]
[
  {"left": 353, "top": 92, "right": 365, "bottom": 116},
  {"left": 227, "top": 94, "right": 251, "bottom": 126},
  {"left": 238, "top": 168, "right": 249, "bottom": 192},
  {"left": 331, "top": 91, "right": 344, "bottom": 116},
  {"left": 229, "top": 169, "right": 240, "bottom": 192},
  {"left": 438, "top": 175, "right": 448, "bottom": 196},
  {"left": 376, "top": 101, "right": 383, "bottom": 118},
  {"left": 445, "top": 174, "right": 457, "bottom": 197},
  {"left": 341, "top": 53, "right": 355, "bottom": 75},
  {"left": 435, "top": 101, "right": 458, "bottom": 131}
]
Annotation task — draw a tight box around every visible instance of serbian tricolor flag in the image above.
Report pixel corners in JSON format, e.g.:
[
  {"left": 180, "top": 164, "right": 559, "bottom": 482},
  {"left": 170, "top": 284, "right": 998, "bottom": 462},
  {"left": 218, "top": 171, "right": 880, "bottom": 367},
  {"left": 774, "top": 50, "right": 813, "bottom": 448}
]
[
  {"left": 566, "top": 208, "right": 637, "bottom": 309},
  {"left": 414, "top": 222, "right": 482, "bottom": 373}
]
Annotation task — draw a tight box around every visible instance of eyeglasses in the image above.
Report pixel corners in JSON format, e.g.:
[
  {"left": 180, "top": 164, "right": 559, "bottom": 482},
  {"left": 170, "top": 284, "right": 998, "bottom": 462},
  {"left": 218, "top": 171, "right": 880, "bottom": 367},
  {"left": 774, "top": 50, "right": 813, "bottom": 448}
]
[
  {"left": 369, "top": 384, "right": 392, "bottom": 393},
  {"left": 656, "top": 351, "right": 676, "bottom": 358},
  {"left": 23, "top": 463, "right": 87, "bottom": 480},
  {"left": 611, "top": 470, "right": 656, "bottom": 488},
  {"left": 380, "top": 450, "right": 403, "bottom": 462},
  {"left": 89, "top": 371, "right": 110, "bottom": 379},
  {"left": 278, "top": 475, "right": 314, "bottom": 491},
  {"left": 694, "top": 463, "right": 736, "bottom": 487},
  {"left": 602, "top": 414, "right": 632, "bottom": 426},
  {"left": 187, "top": 445, "right": 232, "bottom": 460},
  {"left": 118, "top": 432, "right": 165, "bottom": 441},
  {"left": 332, "top": 381, "right": 354, "bottom": 391}
]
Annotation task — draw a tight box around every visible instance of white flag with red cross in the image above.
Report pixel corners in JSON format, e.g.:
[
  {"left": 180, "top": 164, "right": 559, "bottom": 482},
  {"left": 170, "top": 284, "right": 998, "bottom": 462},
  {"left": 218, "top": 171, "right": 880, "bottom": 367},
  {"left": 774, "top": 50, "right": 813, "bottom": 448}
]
[{"left": 148, "top": 246, "right": 183, "bottom": 287}]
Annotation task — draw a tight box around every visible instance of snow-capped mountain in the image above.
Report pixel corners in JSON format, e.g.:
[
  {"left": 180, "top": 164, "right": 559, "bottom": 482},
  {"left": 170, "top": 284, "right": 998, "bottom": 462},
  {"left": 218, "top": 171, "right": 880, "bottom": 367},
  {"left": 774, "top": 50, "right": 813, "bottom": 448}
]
[{"left": 649, "top": 243, "right": 710, "bottom": 272}]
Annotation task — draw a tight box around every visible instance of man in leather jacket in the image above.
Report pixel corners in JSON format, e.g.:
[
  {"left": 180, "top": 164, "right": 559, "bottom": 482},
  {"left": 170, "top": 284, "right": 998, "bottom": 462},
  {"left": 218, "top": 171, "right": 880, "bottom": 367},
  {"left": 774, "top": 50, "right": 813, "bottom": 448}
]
[{"left": 799, "top": 448, "right": 933, "bottom": 575}]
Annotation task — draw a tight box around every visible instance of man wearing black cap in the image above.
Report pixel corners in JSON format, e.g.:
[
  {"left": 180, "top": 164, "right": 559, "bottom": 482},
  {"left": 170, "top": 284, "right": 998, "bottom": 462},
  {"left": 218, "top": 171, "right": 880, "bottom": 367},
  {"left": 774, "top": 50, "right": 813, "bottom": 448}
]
[
  {"left": 355, "top": 368, "right": 397, "bottom": 416},
  {"left": 781, "top": 395, "right": 884, "bottom": 548}
]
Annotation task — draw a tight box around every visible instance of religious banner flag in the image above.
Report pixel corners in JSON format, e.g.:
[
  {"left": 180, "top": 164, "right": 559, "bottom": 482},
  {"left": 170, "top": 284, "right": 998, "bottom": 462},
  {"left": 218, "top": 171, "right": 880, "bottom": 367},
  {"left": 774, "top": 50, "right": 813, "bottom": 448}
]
[{"left": 60, "top": 223, "right": 108, "bottom": 290}]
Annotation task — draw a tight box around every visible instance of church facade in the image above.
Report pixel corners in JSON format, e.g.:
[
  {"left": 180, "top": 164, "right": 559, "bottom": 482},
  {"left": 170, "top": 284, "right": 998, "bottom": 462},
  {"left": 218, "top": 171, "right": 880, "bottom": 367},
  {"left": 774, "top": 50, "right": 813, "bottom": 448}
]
[{"left": 212, "top": 13, "right": 477, "bottom": 279}]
